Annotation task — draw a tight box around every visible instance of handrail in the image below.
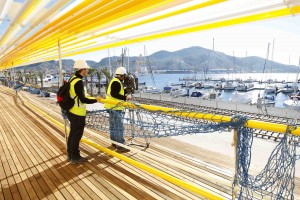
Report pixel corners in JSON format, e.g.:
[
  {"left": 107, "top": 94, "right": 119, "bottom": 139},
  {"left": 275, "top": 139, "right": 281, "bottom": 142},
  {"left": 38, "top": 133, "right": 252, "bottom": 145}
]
[{"left": 99, "top": 99, "right": 300, "bottom": 136}]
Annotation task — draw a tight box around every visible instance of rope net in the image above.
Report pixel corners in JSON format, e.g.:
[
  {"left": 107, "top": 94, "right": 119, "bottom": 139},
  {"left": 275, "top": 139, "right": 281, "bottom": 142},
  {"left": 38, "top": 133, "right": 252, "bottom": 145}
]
[{"left": 85, "top": 103, "right": 299, "bottom": 199}]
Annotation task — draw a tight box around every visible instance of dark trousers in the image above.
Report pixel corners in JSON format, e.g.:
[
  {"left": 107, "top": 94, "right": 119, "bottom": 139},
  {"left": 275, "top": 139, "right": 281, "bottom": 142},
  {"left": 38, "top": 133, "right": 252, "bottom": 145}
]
[{"left": 67, "top": 111, "right": 86, "bottom": 158}]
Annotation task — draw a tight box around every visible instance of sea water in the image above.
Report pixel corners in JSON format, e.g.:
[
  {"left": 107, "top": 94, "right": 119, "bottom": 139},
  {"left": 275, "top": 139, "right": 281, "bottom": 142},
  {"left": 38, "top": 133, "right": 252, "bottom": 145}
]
[{"left": 137, "top": 73, "right": 300, "bottom": 108}]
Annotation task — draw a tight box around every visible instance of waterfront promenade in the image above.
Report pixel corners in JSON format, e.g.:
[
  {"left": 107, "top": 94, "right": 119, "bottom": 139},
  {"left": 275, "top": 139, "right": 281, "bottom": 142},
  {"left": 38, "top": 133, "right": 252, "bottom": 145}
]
[{"left": 1, "top": 86, "right": 299, "bottom": 199}]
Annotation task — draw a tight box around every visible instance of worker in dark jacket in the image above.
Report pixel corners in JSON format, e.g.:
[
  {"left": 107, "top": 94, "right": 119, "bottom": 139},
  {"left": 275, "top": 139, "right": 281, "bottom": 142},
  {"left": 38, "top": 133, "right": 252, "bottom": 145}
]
[
  {"left": 67, "top": 60, "right": 102, "bottom": 164},
  {"left": 104, "top": 67, "right": 131, "bottom": 152}
]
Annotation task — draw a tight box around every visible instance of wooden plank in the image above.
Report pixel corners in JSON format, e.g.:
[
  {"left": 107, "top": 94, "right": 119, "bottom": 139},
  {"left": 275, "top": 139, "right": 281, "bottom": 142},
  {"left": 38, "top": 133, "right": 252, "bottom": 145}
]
[
  {"left": 2, "top": 97, "right": 47, "bottom": 198},
  {"left": 0, "top": 125, "right": 14, "bottom": 200},
  {"left": 17, "top": 96, "right": 144, "bottom": 198},
  {"left": 3, "top": 87, "right": 299, "bottom": 200},
  {"left": 3, "top": 104, "right": 78, "bottom": 198},
  {"left": 16, "top": 106, "right": 109, "bottom": 200},
  {"left": 2, "top": 127, "right": 31, "bottom": 200},
  {"left": 86, "top": 137, "right": 197, "bottom": 200},
  {"left": 0, "top": 128, "right": 21, "bottom": 200},
  {"left": 25, "top": 96, "right": 192, "bottom": 199},
  {"left": 15, "top": 97, "right": 118, "bottom": 199}
]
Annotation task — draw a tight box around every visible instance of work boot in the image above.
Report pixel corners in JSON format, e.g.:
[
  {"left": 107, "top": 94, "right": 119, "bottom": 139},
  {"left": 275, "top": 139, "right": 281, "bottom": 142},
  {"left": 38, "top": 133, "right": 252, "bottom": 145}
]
[
  {"left": 116, "top": 147, "right": 130, "bottom": 153},
  {"left": 107, "top": 143, "right": 117, "bottom": 150},
  {"left": 70, "top": 156, "right": 88, "bottom": 164}
]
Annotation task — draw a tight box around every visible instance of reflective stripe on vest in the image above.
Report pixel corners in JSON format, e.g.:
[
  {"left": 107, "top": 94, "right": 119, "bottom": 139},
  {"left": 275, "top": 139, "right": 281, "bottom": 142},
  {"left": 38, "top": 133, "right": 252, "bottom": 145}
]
[
  {"left": 104, "top": 77, "right": 124, "bottom": 110},
  {"left": 68, "top": 75, "right": 86, "bottom": 116}
]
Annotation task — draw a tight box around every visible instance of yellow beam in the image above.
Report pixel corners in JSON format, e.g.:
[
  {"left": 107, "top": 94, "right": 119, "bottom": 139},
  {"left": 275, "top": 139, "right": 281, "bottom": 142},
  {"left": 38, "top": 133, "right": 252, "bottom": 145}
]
[
  {"left": 0, "top": 0, "right": 43, "bottom": 45},
  {"left": 5, "top": 0, "right": 176, "bottom": 65},
  {"left": 0, "top": 0, "right": 72, "bottom": 56},
  {"left": 0, "top": 0, "right": 98, "bottom": 63},
  {"left": 1, "top": 4, "right": 300, "bottom": 68},
  {"left": 42, "top": 0, "right": 226, "bottom": 60},
  {"left": 9, "top": 4, "right": 296, "bottom": 67},
  {"left": 59, "top": 5, "right": 300, "bottom": 58}
]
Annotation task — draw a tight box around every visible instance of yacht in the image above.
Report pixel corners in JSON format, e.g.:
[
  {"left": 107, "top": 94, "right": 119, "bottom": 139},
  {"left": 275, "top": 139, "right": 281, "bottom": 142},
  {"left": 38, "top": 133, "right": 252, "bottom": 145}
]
[
  {"left": 281, "top": 83, "right": 298, "bottom": 94},
  {"left": 43, "top": 74, "right": 54, "bottom": 82},
  {"left": 142, "top": 86, "right": 161, "bottom": 94},
  {"left": 223, "top": 81, "right": 236, "bottom": 90},
  {"left": 264, "top": 84, "right": 277, "bottom": 93}
]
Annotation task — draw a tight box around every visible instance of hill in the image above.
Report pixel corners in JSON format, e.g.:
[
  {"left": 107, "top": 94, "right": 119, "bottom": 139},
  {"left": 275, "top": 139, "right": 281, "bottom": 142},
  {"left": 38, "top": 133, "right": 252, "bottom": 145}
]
[{"left": 15, "top": 46, "right": 299, "bottom": 74}]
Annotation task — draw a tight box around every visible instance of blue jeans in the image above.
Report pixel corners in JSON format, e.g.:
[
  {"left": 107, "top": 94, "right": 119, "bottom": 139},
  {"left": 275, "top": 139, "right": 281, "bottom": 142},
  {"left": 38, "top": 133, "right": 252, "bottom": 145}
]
[{"left": 107, "top": 110, "right": 125, "bottom": 146}]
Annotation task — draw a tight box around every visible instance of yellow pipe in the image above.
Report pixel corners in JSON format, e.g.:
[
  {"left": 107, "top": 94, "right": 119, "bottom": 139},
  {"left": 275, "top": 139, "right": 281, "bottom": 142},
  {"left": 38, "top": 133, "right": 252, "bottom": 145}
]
[
  {"left": 98, "top": 99, "right": 300, "bottom": 136},
  {"left": 0, "top": 0, "right": 43, "bottom": 45},
  {"left": 59, "top": 6, "right": 300, "bottom": 57},
  {"left": 1, "top": 0, "right": 170, "bottom": 64},
  {"left": 0, "top": 0, "right": 139, "bottom": 60},
  {"left": 38, "top": 0, "right": 225, "bottom": 59},
  {"left": 45, "top": 0, "right": 194, "bottom": 49},
  {"left": 1, "top": 0, "right": 224, "bottom": 66},
  {"left": 17, "top": 92, "right": 224, "bottom": 200},
  {"left": 9, "top": 3, "right": 295, "bottom": 66},
  {"left": 0, "top": 0, "right": 72, "bottom": 57},
  {"left": 2, "top": 5, "right": 300, "bottom": 68},
  {"left": 82, "top": 0, "right": 227, "bottom": 43},
  {"left": 0, "top": 0, "right": 97, "bottom": 62},
  {"left": 82, "top": 138, "right": 224, "bottom": 200}
]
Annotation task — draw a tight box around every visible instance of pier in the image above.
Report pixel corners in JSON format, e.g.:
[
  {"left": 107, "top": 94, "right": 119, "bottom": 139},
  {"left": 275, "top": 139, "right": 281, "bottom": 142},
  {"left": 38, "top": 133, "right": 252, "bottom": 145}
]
[
  {"left": 1, "top": 86, "right": 300, "bottom": 199},
  {"left": 0, "top": 86, "right": 233, "bottom": 199}
]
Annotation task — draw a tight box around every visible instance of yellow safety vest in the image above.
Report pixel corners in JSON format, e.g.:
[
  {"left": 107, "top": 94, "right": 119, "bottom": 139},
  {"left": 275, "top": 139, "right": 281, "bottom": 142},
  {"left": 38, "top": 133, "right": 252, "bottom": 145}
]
[
  {"left": 68, "top": 75, "right": 94, "bottom": 116},
  {"left": 104, "top": 77, "right": 124, "bottom": 110}
]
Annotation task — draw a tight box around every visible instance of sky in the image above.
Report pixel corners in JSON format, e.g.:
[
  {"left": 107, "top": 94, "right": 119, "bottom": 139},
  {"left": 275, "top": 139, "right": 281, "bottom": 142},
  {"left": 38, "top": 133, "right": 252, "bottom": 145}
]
[{"left": 70, "top": 14, "right": 300, "bottom": 66}]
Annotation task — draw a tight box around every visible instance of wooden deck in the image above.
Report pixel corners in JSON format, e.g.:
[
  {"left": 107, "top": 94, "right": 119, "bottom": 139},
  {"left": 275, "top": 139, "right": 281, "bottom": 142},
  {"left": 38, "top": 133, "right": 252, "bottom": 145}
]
[
  {"left": 1, "top": 85, "right": 299, "bottom": 200},
  {"left": 0, "top": 86, "right": 234, "bottom": 200}
]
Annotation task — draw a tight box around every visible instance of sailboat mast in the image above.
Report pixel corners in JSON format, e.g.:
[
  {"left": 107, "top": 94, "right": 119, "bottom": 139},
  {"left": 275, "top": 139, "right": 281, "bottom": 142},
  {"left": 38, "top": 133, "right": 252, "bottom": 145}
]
[
  {"left": 127, "top": 49, "right": 130, "bottom": 73},
  {"left": 270, "top": 38, "right": 275, "bottom": 78},
  {"left": 108, "top": 49, "right": 111, "bottom": 76},
  {"left": 296, "top": 57, "right": 300, "bottom": 82}
]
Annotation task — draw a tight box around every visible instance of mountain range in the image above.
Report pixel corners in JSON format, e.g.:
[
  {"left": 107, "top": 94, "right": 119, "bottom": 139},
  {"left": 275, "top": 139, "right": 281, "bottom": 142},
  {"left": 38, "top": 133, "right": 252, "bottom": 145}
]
[{"left": 19, "top": 46, "right": 299, "bottom": 74}]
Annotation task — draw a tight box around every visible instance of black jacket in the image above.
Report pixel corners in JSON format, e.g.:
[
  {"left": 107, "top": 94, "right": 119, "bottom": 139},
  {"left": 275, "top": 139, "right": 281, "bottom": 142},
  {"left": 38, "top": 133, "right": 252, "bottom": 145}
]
[
  {"left": 110, "top": 78, "right": 127, "bottom": 101},
  {"left": 72, "top": 72, "right": 97, "bottom": 104}
]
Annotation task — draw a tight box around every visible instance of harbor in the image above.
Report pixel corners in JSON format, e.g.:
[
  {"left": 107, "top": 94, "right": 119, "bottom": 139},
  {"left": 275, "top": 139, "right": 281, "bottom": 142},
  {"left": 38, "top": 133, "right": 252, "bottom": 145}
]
[
  {"left": 1, "top": 0, "right": 300, "bottom": 199},
  {"left": 137, "top": 73, "right": 300, "bottom": 109}
]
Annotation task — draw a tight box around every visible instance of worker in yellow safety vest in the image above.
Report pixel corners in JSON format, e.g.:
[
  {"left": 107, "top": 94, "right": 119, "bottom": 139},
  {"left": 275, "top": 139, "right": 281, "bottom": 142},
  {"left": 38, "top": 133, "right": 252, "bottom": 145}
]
[
  {"left": 67, "top": 60, "right": 102, "bottom": 164},
  {"left": 104, "top": 66, "right": 131, "bottom": 152}
]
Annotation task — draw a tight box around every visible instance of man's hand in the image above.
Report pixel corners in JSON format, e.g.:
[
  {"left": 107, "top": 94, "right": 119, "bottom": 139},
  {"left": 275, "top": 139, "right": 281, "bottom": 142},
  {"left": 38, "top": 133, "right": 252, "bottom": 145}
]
[
  {"left": 96, "top": 96, "right": 103, "bottom": 102},
  {"left": 126, "top": 94, "right": 132, "bottom": 101}
]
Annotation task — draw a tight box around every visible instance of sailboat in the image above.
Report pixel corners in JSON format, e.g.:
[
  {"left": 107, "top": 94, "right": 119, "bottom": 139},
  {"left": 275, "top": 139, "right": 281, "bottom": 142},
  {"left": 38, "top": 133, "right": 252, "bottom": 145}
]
[
  {"left": 140, "top": 45, "right": 161, "bottom": 94},
  {"left": 264, "top": 39, "right": 277, "bottom": 94},
  {"left": 283, "top": 56, "right": 300, "bottom": 109}
]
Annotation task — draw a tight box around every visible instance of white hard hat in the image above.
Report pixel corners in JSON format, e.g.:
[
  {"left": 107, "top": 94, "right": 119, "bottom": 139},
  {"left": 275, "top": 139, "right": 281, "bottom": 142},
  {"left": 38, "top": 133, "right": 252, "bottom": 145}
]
[
  {"left": 73, "top": 60, "right": 90, "bottom": 69},
  {"left": 115, "top": 67, "right": 127, "bottom": 75}
]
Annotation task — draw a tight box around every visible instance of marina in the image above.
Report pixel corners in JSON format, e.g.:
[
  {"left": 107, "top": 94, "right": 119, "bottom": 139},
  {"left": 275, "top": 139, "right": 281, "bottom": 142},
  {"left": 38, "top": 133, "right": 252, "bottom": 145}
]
[
  {"left": 1, "top": 0, "right": 300, "bottom": 199},
  {"left": 137, "top": 73, "right": 300, "bottom": 109}
]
